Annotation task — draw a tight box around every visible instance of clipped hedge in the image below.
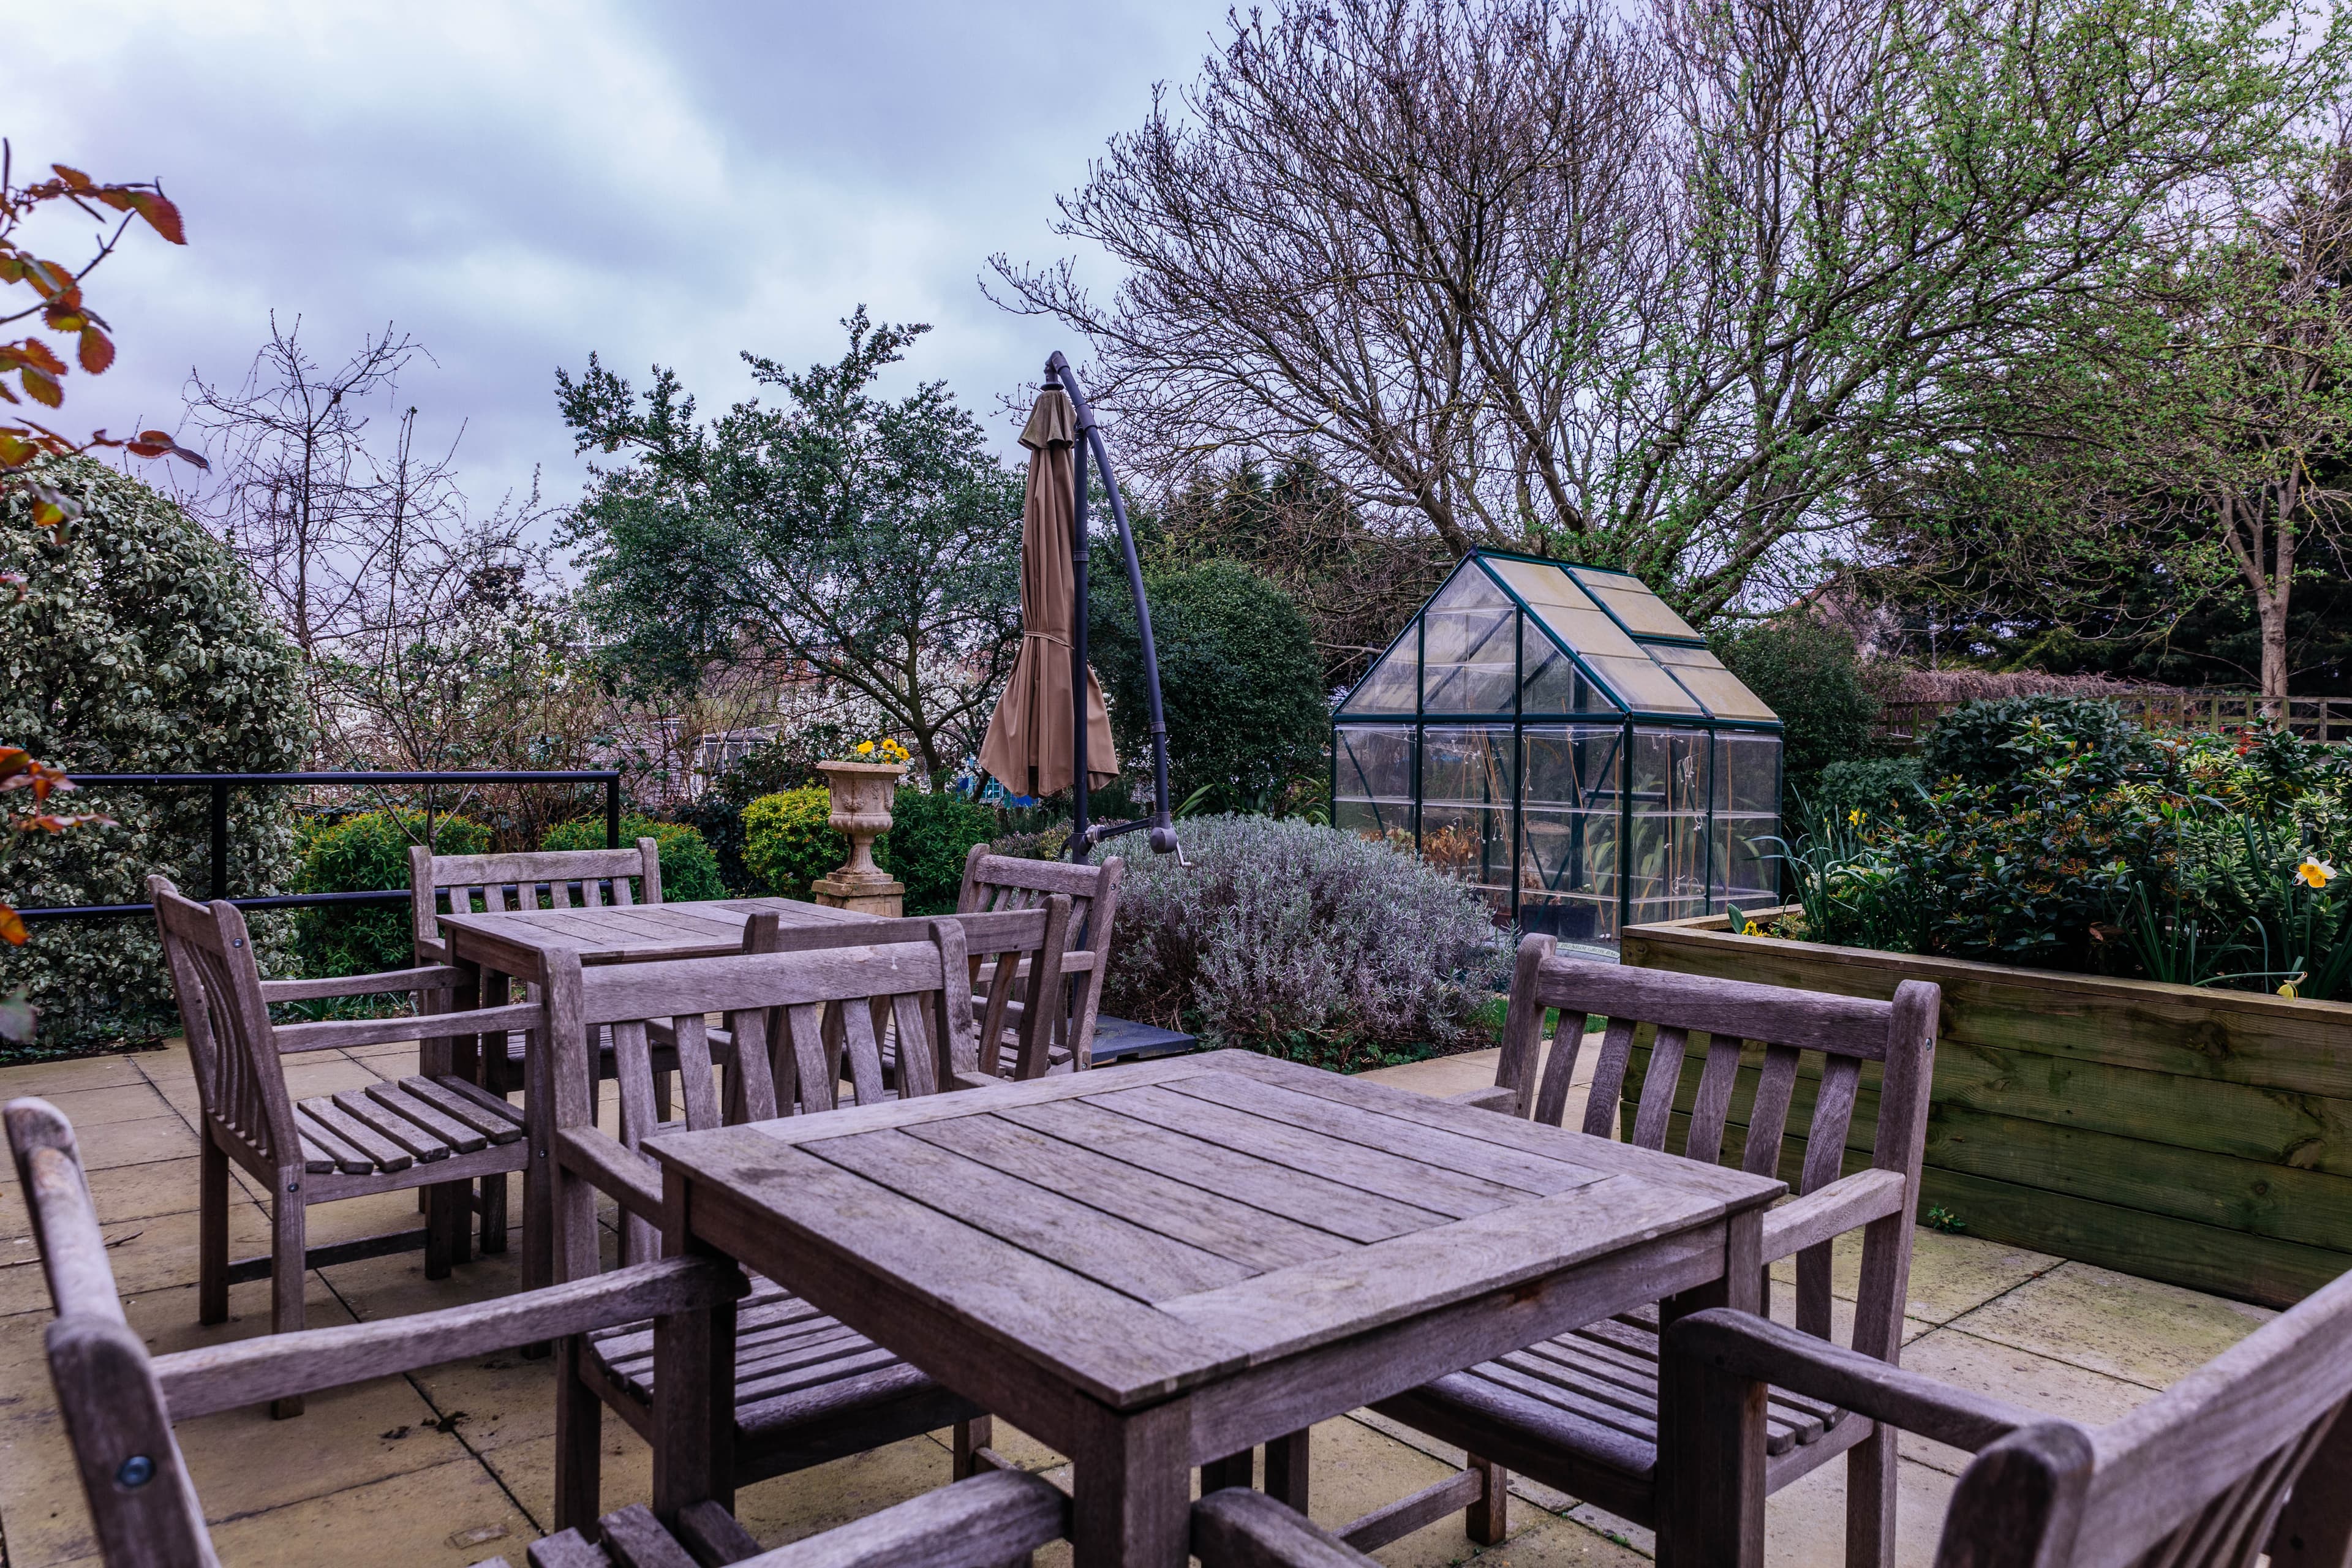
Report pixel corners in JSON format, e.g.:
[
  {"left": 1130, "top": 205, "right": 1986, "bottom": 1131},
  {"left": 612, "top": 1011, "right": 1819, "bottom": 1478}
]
[
  {"left": 741, "top": 788, "right": 842, "bottom": 898},
  {"left": 1, "top": 458, "right": 309, "bottom": 1049},
  {"left": 741, "top": 786, "right": 995, "bottom": 913},
  {"left": 295, "top": 812, "right": 490, "bottom": 978},
  {"left": 543, "top": 815, "right": 725, "bottom": 903}
]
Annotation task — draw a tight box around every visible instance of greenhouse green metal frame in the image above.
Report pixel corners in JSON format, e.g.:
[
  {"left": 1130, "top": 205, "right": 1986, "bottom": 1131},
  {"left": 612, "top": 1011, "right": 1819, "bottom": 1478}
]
[{"left": 1330, "top": 549, "right": 1782, "bottom": 946}]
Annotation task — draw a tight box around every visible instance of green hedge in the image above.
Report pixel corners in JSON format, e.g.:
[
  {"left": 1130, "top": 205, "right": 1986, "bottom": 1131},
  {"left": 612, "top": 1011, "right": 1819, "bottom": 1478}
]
[
  {"left": 542, "top": 815, "right": 725, "bottom": 903},
  {"left": 741, "top": 787, "right": 998, "bottom": 913},
  {"left": 296, "top": 812, "right": 489, "bottom": 978}
]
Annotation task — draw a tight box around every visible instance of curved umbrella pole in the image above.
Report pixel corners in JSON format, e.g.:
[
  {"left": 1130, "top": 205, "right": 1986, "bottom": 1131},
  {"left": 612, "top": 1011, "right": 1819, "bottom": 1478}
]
[{"left": 1044, "top": 350, "right": 1183, "bottom": 864}]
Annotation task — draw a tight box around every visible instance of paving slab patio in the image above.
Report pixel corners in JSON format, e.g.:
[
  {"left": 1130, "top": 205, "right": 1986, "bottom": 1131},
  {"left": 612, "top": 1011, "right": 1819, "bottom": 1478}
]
[{"left": 0, "top": 1038, "right": 2282, "bottom": 1566}]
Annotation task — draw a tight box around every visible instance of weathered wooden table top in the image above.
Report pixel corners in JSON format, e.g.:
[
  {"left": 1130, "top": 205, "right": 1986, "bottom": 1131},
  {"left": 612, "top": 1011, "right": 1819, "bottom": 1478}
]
[
  {"left": 646, "top": 1049, "right": 1784, "bottom": 1412},
  {"left": 438, "top": 895, "right": 873, "bottom": 967}
]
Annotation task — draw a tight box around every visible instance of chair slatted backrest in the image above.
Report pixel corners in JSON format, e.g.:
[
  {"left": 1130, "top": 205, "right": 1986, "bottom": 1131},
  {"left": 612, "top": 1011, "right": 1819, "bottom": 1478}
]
[
  {"left": 741, "top": 902, "right": 1071, "bottom": 1085},
  {"left": 409, "top": 840, "right": 664, "bottom": 962},
  {"left": 1493, "top": 934, "right": 1939, "bottom": 1356},
  {"left": 548, "top": 925, "right": 978, "bottom": 1266},
  {"left": 149, "top": 877, "right": 302, "bottom": 1175},
  {"left": 957, "top": 849, "right": 1121, "bottom": 1068},
  {"left": 7, "top": 1098, "right": 219, "bottom": 1566},
  {"left": 1986, "top": 1264, "right": 2352, "bottom": 1568}
]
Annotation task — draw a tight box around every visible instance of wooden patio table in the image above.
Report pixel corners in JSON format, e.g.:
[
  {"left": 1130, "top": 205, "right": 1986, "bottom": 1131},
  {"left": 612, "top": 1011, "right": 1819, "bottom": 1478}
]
[
  {"left": 643, "top": 1048, "right": 1785, "bottom": 1567},
  {"left": 434, "top": 896, "right": 878, "bottom": 1294}
]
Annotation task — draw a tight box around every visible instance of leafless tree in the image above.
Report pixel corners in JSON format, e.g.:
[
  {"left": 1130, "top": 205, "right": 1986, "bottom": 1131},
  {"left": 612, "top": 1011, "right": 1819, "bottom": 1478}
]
[{"left": 995, "top": 0, "right": 2342, "bottom": 620}]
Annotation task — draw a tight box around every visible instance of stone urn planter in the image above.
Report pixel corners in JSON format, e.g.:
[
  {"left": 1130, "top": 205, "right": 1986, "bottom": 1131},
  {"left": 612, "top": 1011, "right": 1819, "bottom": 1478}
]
[{"left": 810, "top": 760, "right": 907, "bottom": 916}]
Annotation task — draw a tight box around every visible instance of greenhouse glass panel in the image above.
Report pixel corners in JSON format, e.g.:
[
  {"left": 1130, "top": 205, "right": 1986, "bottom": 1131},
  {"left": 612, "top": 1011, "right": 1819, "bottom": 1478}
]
[
  {"left": 1338, "top": 633, "right": 1418, "bottom": 715},
  {"left": 1646, "top": 643, "right": 1777, "bottom": 722},
  {"left": 1627, "top": 726, "right": 1712, "bottom": 925},
  {"left": 1520, "top": 616, "right": 1620, "bottom": 715},
  {"left": 1713, "top": 731, "right": 1783, "bottom": 913},
  {"left": 1485, "top": 556, "right": 1648, "bottom": 660},
  {"left": 1419, "top": 725, "right": 1515, "bottom": 922},
  {"left": 1520, "top": 725, "right": 1624, "bottom": 944},
  {"left": 1566, "top": 565, "right": 1705, "bottom": 641},
  {"left": 1332, "top": 725, "right": 1414, "bottom": 848},
  {"left": 1420, "top": 567, "right": 1517, "bottom": 714}
]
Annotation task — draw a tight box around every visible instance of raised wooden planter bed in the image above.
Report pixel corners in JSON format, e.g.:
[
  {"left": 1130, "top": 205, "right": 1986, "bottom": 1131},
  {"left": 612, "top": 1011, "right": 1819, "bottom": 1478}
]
[{"left": 1621, "top": 910, "right": 2352, "bottom": 1308}]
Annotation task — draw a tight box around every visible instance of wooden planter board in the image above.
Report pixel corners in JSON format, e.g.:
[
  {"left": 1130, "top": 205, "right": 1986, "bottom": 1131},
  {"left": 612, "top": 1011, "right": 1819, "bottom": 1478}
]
[{"left": 1621, "top": 910, "right": 2352, "bottom": 1308}]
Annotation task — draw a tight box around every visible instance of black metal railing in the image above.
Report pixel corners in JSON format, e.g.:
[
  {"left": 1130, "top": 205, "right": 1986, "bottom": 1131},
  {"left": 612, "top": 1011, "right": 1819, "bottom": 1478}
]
[{"left": 14, "top": 769, "right": 623, "bottom": 922}]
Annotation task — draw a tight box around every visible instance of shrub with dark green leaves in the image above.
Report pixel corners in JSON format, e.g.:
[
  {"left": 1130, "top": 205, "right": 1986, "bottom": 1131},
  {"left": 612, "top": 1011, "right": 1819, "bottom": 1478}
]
[
  {"left": 875, "top": 790, "right": 997, "bottom": 914},
  {"left": 741, "top": 788, "right": 842, "bottom": 897},
  {"left": 1920, "top": 695, "right": 2162, "bottom": 793},
  {"left": 1, "top": 458, "right": 310, "bottom": 1048},
  {"left": 1089, "top": 559, "right": 1327, "bottom": 813},
  {"left": 542, "top": 815, "right": 725, "bottom": 903},
  {"left": 1101, "top": 814, "right": 1509, "bottom": 1070},
  {"left": 1814, "top": 757, "right": 1927, "bottom": 826},
  {"left": 1709, "top": 619, "right": 1885, "bottom": 793},
  {"left": 296, "top": 812, "right": 489, "bottom": 978}
]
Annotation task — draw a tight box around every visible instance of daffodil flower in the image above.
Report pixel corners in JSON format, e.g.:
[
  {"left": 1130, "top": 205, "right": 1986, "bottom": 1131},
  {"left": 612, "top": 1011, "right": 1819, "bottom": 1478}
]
[
  {"left": 1847, "top": 808, "right": 1866, "bottom": 827},
  {"left": 1741, "top": 920, "right": 1762, "bottom": 936},
  {"left": 2297, "top": 858, "right": 2335, "bottom": 889}
]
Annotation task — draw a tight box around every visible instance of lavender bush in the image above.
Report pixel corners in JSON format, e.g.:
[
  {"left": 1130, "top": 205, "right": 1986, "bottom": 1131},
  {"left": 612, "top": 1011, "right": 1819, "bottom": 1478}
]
[{"left": 1101, "top": 814, "right": 1509, "bottom": 1068}]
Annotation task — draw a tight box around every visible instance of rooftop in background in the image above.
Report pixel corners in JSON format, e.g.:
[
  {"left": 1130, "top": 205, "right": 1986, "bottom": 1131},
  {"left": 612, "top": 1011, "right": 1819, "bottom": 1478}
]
[{"left": 1336, "top": 551, "right": 1779, "bottom": 724}]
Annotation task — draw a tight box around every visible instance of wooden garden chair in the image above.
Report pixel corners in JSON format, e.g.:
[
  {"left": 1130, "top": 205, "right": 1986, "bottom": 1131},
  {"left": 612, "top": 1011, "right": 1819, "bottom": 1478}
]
[
  {"left": 956, "top": 847, "right": 1121, "bottom": 1071},
  {"left": 1327, "top": 933, "right": 1939, "bottom": 1568},
  {"left": 407, "top": 839, "right": 667, "bottom": 1097},
  {"left": 652, "top": 901, "right": 1074, "bottom": 1102},
  {"left": 6, "top": 1093, "right": 1072, "bottom": 1568},
  {"left": 147, "top": 877, "right": 538, "bottom": 1414},
  {"left": 1664, "top": 1273, "right": 2352, "bottom": 1568},
  {"left": 543, "top": 924, "right": 1008, "bottom": 1528}
]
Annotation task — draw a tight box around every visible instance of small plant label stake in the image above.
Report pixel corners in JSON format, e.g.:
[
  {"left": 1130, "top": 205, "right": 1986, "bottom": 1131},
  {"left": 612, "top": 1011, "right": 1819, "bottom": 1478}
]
[{"left": 812, "top": 739, "right": 908, "bottom": 916}]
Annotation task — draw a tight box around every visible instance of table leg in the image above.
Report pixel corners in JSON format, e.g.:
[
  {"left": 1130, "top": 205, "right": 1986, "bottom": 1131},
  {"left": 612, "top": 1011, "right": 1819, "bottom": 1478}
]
[
  {"left": 424, "top": 958, "right": 481, "bottom": 1275},
  {"left": 1070, "top": 1398, "right": 1191, "bottom": 1568},
  {"left": 1656, "top": 1209, "right": 1766, "bottom": 1568},
  {"left": 521, "top": 970, "right": 558, "bottom": 1298},
  {"left": 478, "top": 970, "right": 511, "bottom": 1256},
  {"left": 1264, "top": 1429, "right": 1310, "bottom": 1513}
]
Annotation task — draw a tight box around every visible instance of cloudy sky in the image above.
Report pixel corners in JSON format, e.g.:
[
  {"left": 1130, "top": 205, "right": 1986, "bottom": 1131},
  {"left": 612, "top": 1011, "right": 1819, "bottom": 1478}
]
[{"left": 13, "top": 0, "right": 1233, "bottom": 527}]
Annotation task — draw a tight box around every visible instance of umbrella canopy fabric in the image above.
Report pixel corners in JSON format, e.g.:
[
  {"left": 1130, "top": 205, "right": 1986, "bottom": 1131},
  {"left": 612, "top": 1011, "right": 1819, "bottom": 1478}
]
[{"left": 979, "top": 386, "right": 1117, "bottom": 797}]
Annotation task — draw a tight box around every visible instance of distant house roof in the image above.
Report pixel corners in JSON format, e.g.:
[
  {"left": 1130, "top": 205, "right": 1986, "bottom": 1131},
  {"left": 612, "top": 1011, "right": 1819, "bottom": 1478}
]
[{"left": 1335, "top": 549, "right": 1778, "bottom": 725}]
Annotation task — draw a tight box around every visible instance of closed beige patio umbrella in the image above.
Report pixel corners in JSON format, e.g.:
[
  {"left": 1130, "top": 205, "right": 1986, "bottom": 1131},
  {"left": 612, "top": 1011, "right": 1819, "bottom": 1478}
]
[{"left": 979, "top": 383, "right": 1118, "bottom": 798}]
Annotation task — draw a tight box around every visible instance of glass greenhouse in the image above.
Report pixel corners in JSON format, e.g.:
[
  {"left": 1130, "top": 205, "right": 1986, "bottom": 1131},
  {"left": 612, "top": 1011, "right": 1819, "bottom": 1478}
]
[{"left": 1332, "top": 551, "right": 1782, "bottom": 946}]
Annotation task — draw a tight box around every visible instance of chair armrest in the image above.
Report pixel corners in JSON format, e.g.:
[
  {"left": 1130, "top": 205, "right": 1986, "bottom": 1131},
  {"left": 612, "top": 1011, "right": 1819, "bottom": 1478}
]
[
  {"left": 258, "top": 965, "right": 463, "bottom": 1004},
  {"left": 741, "top": 1469, "right": 1069, "bottom": 1567},
  {"left": 1447, "top": 1085, "right": 1518, "bottom": 1114},
  {"left": 1760, "top": 1168, "right": 1907, "bottom": 1263},
  {"left": 271, "top": 998, "right": 541, "bottom": 1054},
  {"left": 1665, "top": 1308, "right": 2049, "bottom": 1455},
  {"left": 556, "top": 1128, "right": 664, "bottom": 1221},
  {"left": 152, "top": 1255, "right": 742, "bottom": 1419},
  {"left": 1193, "top": 1488, "right": 1378, "bottom": 1567}
]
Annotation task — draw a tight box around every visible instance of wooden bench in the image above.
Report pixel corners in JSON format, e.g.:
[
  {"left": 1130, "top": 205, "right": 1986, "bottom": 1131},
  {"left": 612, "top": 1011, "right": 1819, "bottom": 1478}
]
[
  {"left": 6, "top": 1091, "right": 1075, "bottom": 1568},
  {"left": 1335, "top": 934, "right": 1939, "bottom": 1567},
  {"left": 148, "top": 876, "right": 539, "bottom": 1414}
]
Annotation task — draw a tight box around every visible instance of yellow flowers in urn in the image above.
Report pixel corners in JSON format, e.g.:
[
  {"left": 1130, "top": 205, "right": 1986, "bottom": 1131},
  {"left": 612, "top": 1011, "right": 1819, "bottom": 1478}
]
[{"left": 840, "top": 737, "right": 910, "bottom": 765}]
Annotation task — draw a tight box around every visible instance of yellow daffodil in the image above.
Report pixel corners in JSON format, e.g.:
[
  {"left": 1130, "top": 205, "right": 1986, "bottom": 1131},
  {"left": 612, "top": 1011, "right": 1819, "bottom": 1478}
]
[
  {"left": 1741, "top": 920, "right": 1762, "bottom": 936},
  {"left": 2280, "top": 978, "right": 2304, "bottom": 999},
  {"left": 2297, "top": 858, "right": 2335, "bottom": 889},
  {"left": 1847, "top": 808, "right": 1866, "bottom": 827}
]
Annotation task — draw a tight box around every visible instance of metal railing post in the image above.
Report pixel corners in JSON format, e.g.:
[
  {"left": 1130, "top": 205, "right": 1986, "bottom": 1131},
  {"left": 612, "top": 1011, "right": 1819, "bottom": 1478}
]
[
  {"left": 606, "top": 776, "right": 620, "bottom": 849},
  {"left": 209, "top": 781, "right": 229, "bottom": 900}
]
